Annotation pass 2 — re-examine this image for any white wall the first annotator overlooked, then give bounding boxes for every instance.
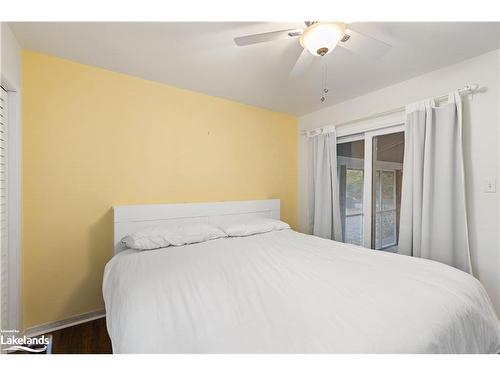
[0,22,22,333]
[298,49,500,315]
[1,23,21,90]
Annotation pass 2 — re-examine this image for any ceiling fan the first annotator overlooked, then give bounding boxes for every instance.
[234,22,392,76]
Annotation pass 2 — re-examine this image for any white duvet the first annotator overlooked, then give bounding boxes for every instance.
[103,230,500,353]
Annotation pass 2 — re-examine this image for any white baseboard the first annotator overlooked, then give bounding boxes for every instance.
[24,309,106,337]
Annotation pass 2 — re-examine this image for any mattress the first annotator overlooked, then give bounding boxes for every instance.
[103,229,500,353]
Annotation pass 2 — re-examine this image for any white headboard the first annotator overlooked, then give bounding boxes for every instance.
[113,199,280,254]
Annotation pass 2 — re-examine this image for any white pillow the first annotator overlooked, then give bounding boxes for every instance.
[122,222,227,250]
[218,218,290,237]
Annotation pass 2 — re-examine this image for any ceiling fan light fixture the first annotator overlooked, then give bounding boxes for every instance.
[300,22,346,56]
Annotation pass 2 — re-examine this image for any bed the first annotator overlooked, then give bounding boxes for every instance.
[103,199,500,353]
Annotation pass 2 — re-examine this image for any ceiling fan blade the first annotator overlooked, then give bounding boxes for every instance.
[338,29,392,59]
[234,28,303,46]
[290,48,316,77]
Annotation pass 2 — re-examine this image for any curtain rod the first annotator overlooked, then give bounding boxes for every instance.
[301,83,480,137]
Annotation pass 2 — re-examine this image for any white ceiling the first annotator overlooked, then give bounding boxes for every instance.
[9,22,500,116]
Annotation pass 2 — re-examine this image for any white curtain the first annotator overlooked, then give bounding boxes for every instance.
[308,131,342,241]
[399,91,472,273]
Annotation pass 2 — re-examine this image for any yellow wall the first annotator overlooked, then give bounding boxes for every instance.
[22,50,297,328]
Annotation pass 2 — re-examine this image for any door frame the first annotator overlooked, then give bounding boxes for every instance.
[0,80,22,334]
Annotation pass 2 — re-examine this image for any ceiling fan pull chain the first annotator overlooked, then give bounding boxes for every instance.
[320,60,329,103]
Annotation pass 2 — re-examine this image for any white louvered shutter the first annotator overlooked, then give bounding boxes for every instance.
[0,86,8,330]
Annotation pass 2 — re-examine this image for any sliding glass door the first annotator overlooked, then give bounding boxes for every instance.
[337,139,364,246]
[337,127,404,252]
[372,132,404,251]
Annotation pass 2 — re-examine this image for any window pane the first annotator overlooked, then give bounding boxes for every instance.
[372,132,404,252]
[345,215,363,246]
[375,212,381,249]
[375,171,381,211]
[380,211,396,248]
[337,140,364,245]
[346,169,363,215]
[381,171,395,210]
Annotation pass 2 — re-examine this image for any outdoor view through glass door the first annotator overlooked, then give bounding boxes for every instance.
[337,140,364,246]
[372,132,404,252]
[337,129,404,252]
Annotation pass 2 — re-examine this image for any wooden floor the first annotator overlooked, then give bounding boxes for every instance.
[47,317,112,354]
